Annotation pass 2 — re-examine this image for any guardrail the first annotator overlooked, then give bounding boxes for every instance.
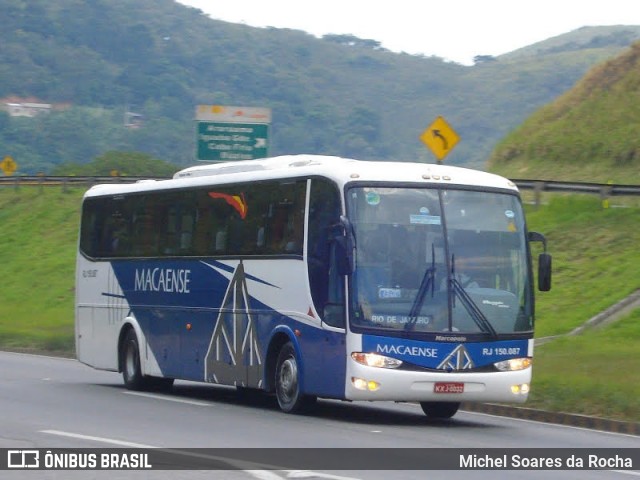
[511,179,640,197]
[0,175,167,186]
[511,179,640,208]
[2,175,640,202]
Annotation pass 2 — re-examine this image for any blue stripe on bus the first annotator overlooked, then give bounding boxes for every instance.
[201,260,279,288]
[107,259,346,398]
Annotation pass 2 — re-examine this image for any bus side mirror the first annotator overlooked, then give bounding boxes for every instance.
[529,231,552,291]
[538,252,552,292]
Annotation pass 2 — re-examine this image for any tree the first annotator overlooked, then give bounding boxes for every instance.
[53,151,177,177]
[473,55,497,65]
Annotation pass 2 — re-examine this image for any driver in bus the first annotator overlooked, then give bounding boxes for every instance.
[441,255,480,290]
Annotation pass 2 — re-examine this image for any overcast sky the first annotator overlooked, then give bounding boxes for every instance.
[176,0,640,65]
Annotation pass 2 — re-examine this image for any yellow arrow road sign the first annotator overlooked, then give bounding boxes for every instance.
[1,155,17,175]
[420,116,460,161]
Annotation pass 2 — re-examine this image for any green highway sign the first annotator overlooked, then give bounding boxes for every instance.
[195,105,271,162]
[197,122,269,161]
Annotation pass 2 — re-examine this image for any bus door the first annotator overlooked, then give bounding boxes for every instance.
[306,178,347,397]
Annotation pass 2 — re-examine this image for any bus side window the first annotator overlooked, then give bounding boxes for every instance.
[130,196,159,257]
[307,178,343,327]
[179,211,194,253]
[282,181,306,254]
[191,205,210,256]
[81,199,106,257]
[108,213,129,256]
[162,204,179,255]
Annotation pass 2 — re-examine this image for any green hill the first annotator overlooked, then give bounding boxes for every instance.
[1,0,639,172]
[1,185,639,421]
[489,41,640,182]
[0,187,81,351]
[501,25,640,60]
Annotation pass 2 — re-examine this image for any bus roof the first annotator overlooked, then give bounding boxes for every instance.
[83,155,518,198]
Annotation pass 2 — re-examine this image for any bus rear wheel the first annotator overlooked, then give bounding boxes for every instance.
[420,401,460,419]
[121,329,173,391]
[275,342,316,413]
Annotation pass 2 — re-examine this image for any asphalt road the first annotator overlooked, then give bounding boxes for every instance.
[1,351,638,480]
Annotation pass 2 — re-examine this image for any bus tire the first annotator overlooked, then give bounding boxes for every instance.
[122,329,145,390]
[120,328,158,390]
[420,401,460,419]
[275,342,316,413]
[121,329,174,391]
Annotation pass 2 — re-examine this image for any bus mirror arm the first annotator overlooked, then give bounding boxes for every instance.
[334,216,355,276]
[528,231,547,252]
[528,231,552,292]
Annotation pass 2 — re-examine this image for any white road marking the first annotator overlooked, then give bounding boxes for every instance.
[123,390,213,406]
[287,471,362,480]
[40,429,154,448]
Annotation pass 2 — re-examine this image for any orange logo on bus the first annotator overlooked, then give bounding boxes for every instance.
[208,192,248,219]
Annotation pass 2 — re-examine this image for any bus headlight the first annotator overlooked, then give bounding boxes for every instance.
[351,352,403,369]
[494,357,532,371]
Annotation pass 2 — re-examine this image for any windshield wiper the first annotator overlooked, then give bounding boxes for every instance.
[405,244,436,330]
[450,255,498,338]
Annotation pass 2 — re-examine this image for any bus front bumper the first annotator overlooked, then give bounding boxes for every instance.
[345,362,532,404]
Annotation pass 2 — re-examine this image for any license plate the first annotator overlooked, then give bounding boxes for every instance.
[434,382,464,394]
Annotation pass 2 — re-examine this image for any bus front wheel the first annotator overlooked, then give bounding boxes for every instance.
[275,342,316,413]
[420,401,460,419]
[121,329,173,391]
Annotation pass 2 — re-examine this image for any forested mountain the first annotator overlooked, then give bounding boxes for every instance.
[1,0,639,173]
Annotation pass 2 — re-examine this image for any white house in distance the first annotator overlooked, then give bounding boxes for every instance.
[1,96,70,117]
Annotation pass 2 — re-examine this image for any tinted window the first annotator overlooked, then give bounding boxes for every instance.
[80,179,307,259]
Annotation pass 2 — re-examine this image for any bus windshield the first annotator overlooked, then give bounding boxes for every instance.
[348,186,533,336]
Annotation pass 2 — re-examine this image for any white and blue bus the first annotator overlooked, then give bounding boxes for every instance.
[75,155,551,418]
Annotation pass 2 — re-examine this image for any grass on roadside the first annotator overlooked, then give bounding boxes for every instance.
[527,309,640,421]
[525,194,640,338]
[0,187,83,353]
